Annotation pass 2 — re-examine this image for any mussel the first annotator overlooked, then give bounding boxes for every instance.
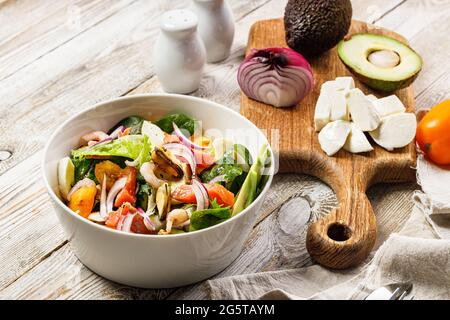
[151,146,184,181]
[156,182,171,219]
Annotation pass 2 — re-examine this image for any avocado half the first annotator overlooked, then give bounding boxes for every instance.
[338,33,423,92]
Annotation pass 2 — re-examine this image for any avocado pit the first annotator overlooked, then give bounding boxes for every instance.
[368,50,400,69]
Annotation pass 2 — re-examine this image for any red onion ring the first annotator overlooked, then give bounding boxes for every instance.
[172,123,207,150]
[137,207,145,215]
[116,214,126,231]
[120,213,136,233]
[209,174,226,184]
[91,137,113,147]
[106,177,127,213]
[67,178,96,201]
[109,126,125,140]
[99,174,108,218]
[192,178,209,210]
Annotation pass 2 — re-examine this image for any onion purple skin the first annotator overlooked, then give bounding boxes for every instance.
[237,47,314,108]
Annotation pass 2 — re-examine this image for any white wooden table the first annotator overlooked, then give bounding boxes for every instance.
[0,0,448,300]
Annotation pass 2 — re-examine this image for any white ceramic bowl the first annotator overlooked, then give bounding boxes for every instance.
[42,94,274,288]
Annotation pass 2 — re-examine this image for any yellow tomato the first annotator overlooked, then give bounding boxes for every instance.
[94,160,123,190]
[68,186,97,218]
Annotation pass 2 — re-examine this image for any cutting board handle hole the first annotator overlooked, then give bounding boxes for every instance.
[327,223,352,242]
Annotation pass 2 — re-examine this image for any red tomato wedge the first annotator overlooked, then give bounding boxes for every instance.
[114,167,137,207]
[172,183,235,208]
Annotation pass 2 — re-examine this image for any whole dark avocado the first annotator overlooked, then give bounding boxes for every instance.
[284,0,352,58]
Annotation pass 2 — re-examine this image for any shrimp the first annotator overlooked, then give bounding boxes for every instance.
[140,162,163,188]
[165,209,189,233]
[81,131,109,146]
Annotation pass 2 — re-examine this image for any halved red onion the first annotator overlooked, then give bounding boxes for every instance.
[106,177,127,213]
[237,47,314,108]
[164,143,196,176]
[67,178,96,201]
[209,174,226,184]
[109,126,125,140]
[172,123,207,150]
[99,174,108,218]
[192,178,209,211]
[121,213,136,233]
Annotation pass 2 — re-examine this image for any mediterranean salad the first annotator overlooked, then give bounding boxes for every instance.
[57,113,270,235]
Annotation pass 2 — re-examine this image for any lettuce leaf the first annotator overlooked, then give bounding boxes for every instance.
[71,135,151,168]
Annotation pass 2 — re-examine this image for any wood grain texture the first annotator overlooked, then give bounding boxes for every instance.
[241,19,417,269]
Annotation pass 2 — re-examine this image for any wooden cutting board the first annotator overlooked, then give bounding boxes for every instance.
[240,19,417,269]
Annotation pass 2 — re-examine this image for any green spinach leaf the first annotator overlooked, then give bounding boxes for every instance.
[155,113,197,135]
[136,183,151,210]
[201,163,243,193]
[189,206,231,231]
[108,116,144,135]
[71,157,99,183]
[201,144,253,194]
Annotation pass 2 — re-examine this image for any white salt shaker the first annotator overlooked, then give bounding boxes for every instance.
[153,9,206,94]
[191,0,235,63]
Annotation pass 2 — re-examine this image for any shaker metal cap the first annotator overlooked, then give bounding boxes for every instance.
[160,9,198,33]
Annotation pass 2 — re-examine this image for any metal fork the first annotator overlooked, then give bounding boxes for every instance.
[365,282,413,300]
[389,283,413,300]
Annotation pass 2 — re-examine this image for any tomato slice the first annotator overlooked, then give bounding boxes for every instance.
[114,167,137,207]
[171,183,235,208]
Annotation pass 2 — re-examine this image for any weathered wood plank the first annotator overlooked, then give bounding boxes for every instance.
[0,0,138,82]
[0,0,185,174]
[0,152,67,290]
[0,0,444,300]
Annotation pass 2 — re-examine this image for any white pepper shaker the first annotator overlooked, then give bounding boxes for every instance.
[191,0,235,63]
[153,9,206,94]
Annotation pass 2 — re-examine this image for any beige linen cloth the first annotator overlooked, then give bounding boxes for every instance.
[207,155,450,300]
